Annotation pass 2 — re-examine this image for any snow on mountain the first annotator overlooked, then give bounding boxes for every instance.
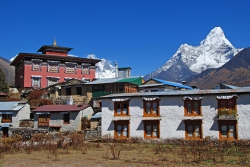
[144,27,242,81]
[87,54,115,78]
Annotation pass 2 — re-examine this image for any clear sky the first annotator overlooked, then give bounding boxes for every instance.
[0,0,249,76]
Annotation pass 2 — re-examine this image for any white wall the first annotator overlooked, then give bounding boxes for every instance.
[102,93,250,140]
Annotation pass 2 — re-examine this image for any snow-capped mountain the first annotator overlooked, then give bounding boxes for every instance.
[144,27,242,82]
[87,54,116,78]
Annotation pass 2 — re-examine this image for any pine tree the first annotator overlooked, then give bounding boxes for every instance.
[0,68,9,94]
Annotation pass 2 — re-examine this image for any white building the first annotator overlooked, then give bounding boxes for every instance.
[0,101,30,137]
[32,104,94,131]
[101,88,250,140]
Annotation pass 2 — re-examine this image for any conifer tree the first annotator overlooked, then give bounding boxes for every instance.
[0,68,9,94]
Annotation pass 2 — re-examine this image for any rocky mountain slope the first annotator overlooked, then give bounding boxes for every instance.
[0,56,15,87]
[144,27,242,82]
[186,47,250,89]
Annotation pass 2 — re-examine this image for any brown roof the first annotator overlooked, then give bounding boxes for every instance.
[32,104,90,112]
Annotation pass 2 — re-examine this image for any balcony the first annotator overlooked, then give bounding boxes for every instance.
[218,108,238,120]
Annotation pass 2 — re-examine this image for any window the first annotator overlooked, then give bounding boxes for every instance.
[76,87,82,95]
[218,98,236,110]
[48,61,59,72]
[63,113,70,124]
[66,87,72,95]
[31,77,41,88]
[105,84,112,93]
[143,99,159,116]
[114,121,129,139]
[184,100,201,115]
[219,121,237,140]
[31,59,42,71]
[32,63,40,71]
[47,77,59,86]
[144,121,159,138]
[185,120,202,140]
[82,64,90,74]
[114,101,129,116]
[38,114,50,126]
[2,114,12,123]
[65,63,76,74]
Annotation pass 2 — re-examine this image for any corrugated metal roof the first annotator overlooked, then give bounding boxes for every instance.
[0,102,25,111]
[33,104,90,112]
[151,78,193,90]
[86,76,143,85]
[101,88,250,98]
[91,112,102,119]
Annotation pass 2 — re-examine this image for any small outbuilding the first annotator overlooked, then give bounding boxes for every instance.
[32,104,94,132]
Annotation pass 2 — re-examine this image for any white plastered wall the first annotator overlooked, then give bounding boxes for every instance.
[102,93,250,140]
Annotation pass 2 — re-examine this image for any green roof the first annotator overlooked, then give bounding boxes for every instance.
[115,77,143,85]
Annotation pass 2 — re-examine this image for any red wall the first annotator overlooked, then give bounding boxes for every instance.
[23,64,96,88]
[45,51,68,56]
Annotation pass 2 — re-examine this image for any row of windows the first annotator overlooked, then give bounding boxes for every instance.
[114,98,237,116]
[32,63,90,74]
[114,120,237,140]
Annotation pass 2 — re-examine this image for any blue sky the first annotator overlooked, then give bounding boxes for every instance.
[0,0,249,76]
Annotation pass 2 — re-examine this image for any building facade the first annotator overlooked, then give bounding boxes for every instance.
[32,104,94,132]
[10,40,101,89]
[101,88,250,140]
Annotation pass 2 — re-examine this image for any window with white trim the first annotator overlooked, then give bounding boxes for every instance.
[82,64,90,74]
[32,77,41,88]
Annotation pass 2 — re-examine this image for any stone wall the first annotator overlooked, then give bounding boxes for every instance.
[84,126,101,140]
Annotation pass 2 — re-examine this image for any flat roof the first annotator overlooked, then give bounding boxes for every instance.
[32,104,90,112]
[10,53,101,66]
[101,88,250,99]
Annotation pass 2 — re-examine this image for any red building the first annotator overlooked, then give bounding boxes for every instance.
[10,40,101,89]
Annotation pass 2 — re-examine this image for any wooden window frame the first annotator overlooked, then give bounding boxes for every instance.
[114,101,129,116]
[65,65,75,74]
[66,87,72,96]
[184,99,201,116]
[2,114,12,123]
[114,121,129,139]
[185,120,202,140]
[217,98,236,110]
[144,120,160,139]
[63,113,70,124]
[218,120,237,140]
[76,87,82,95]
[48,63,59,73]
[38,114,50,127]
[32,77,41,88]
[82,65,90,74]
[143,100,159,117]
[32,62,41,71]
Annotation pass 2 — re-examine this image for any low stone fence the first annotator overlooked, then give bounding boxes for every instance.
[9,127,48,140]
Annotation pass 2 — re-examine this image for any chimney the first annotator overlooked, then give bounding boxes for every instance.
[182,81,186,85]
[115,61,118,78]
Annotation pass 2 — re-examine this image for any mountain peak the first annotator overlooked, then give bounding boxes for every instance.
[208,27,225,38]
[200,27,232,47]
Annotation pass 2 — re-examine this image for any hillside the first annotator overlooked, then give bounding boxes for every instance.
[186,47,250,89]
[0,56,15,87]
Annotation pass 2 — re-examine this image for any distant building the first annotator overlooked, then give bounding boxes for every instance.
[139,78,193,92]
[10,40,101,90]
